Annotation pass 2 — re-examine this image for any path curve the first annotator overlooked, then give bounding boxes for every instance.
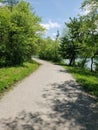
[0,58,98,130]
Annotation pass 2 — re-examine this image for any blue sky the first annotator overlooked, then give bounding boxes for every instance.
[27,0,83,39]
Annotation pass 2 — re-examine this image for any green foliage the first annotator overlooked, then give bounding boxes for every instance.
[0,60,39,95]
[39,37,61,62]
[81,0,98,16]
[65,66,98,97]
[60,10,98,71]
[0,0,44,66]
[0,7,11,66]
[80,14,98,71]
[0,0,19,11]
[80,0,98,71]
[60,0,98,72]
[60,17,83,66]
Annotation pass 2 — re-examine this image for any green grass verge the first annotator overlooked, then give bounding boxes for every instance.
[65,66,98,97]
[0,60,40,96]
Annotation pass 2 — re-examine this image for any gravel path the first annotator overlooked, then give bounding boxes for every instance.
[0,58,98,130]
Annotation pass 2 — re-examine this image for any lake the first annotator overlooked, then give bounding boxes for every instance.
[64,58,98,70]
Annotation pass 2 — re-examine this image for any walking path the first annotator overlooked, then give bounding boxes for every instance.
[0,58,98,130]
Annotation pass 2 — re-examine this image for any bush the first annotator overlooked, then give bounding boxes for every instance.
[39,37,61,62]
[0,1,44,67]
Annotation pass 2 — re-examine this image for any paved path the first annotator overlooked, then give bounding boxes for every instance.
[0,58,98,130]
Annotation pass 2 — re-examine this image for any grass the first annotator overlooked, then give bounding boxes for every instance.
[0,60,40,96]
[64,66,98,97]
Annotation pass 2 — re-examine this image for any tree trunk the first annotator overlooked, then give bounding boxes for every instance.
[81,56,87,68]
[69,58,73,66]
[69,54,75,66]
[91,57,94,72]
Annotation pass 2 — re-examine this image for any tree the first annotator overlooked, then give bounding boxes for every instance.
[80,0,98,71]
[81,0,98,15]
[0,7,11,66]
[56,30,60,41]
[81,15,98,71]
[60,0,98,71]
[0,0,44,66]
[60,17,83,66]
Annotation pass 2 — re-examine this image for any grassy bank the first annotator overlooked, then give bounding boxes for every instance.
[65,66,98,97]
[0,60,39,96]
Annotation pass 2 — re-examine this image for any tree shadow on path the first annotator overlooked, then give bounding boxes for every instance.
[0,80,98,130]
[50,80,98,130]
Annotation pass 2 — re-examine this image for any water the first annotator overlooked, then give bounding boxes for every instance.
[64,58,97,70]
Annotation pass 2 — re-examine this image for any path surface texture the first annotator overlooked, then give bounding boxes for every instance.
[0,58,98,130]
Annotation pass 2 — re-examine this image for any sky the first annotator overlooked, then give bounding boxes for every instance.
[27,0,84,39]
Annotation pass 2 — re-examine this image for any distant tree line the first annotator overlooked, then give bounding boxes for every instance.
[39,36,61,62]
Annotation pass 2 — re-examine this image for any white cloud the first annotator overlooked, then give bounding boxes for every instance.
[52,32,57,36]
[0,2,3,6]
[51,33,57,40]
[40,20,61,30]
